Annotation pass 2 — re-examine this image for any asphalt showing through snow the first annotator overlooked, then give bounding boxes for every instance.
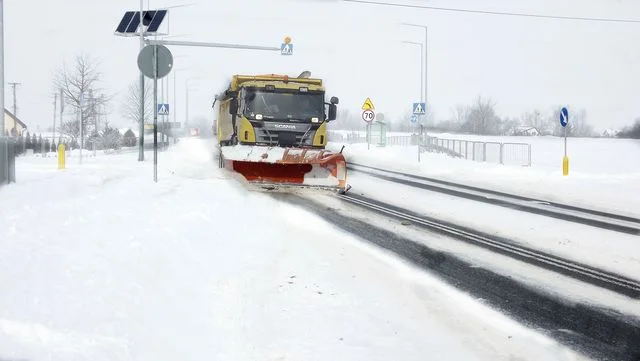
[277,193,640,361]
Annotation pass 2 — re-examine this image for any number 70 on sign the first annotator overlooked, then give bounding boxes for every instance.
[362,109,376,123]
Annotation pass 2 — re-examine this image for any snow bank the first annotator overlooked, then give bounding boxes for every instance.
[0,140,584,360]
[330,137,640,216]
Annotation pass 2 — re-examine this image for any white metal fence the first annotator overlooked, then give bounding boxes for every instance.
[423,136,531,166]
[327,131,532,167]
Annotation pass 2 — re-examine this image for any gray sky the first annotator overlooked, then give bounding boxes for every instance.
[4,0,640,132]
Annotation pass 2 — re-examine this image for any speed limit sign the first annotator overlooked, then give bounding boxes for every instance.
[362,109,375,123]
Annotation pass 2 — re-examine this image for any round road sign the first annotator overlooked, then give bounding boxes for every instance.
[137,45,174,79]
[362,109,375,123]
[560,107,569,127]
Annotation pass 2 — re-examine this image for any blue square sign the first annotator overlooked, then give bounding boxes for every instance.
[157,103,169,115]
[281,43,293,56]
[413,102,426,115]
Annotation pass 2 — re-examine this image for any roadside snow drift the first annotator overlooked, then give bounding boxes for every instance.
[0,139,584,361]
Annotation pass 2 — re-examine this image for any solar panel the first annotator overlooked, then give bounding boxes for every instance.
[115,10,168,35]
[115,11,135,33]
[142,11,156,26]
[147,10,167,32]
[125,13,141,33]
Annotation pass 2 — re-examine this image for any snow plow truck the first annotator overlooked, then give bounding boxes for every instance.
[214,72,349,193]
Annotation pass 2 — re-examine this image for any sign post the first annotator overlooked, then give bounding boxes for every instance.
[413,102,426,161]
[138,44,174,182]
[361,97,375,150]
[560,107,569,176]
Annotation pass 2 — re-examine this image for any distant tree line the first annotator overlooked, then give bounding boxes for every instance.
[331,95,596,137]
[430,96,593,137]
[617,118,640,139]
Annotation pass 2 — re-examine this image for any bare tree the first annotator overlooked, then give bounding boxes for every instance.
[463,96,499,135]
[451,104,468,125]
[500,116,521,135]
[54,53,109,147]
[568,109,592,137]
[549,107,592,137]
[121,79,153,126]
[522,109,548,134]
[60,120,81,141]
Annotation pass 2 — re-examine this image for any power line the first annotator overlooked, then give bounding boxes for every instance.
[342,0,640,24]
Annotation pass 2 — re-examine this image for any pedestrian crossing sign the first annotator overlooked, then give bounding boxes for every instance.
[413,102,426,115]
[157,103,169,115]
[281,43,293,55]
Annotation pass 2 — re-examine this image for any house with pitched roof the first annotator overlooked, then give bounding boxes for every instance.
[3,109,27,136]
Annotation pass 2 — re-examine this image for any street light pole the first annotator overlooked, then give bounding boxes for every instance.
[185,79,189,130]
[401,23,428,104]
[401,41,424,103]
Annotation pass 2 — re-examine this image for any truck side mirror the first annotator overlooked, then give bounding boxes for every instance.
[328,104,337,121]
[229,99,238,115]
[330,96,339,105]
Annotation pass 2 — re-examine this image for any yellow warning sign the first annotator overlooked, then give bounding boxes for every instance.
[361,97,375,110]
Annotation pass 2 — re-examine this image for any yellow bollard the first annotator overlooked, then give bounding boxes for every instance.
[58,144,66,169]
[562,156,569,176]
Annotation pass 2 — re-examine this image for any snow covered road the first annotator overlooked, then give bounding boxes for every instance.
[345,172,640,281]
[0,139,585,361]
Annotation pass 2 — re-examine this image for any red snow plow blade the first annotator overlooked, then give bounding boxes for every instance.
[220,146,348,193]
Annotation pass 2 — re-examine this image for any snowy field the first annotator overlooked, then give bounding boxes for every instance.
[0,139,586,361]
[328,132,640,216]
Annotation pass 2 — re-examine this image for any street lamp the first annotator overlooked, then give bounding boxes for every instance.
[401,41,424,103]
[401,23,428,104]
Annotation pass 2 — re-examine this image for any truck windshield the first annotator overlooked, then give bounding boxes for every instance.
[243,90,324,121]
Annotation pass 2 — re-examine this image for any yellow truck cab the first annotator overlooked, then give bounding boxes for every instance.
[214,73,339,149]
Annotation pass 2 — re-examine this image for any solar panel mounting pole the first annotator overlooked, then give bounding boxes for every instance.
[138,0,145,162]
[153,45,158,182]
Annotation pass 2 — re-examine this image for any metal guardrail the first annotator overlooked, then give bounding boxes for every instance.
[422,136,531,166]
[327,131,531,167]
[0,137,17,185]
[327,131,367,144]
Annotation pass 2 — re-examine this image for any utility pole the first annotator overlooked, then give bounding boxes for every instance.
[8,82,20,116]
